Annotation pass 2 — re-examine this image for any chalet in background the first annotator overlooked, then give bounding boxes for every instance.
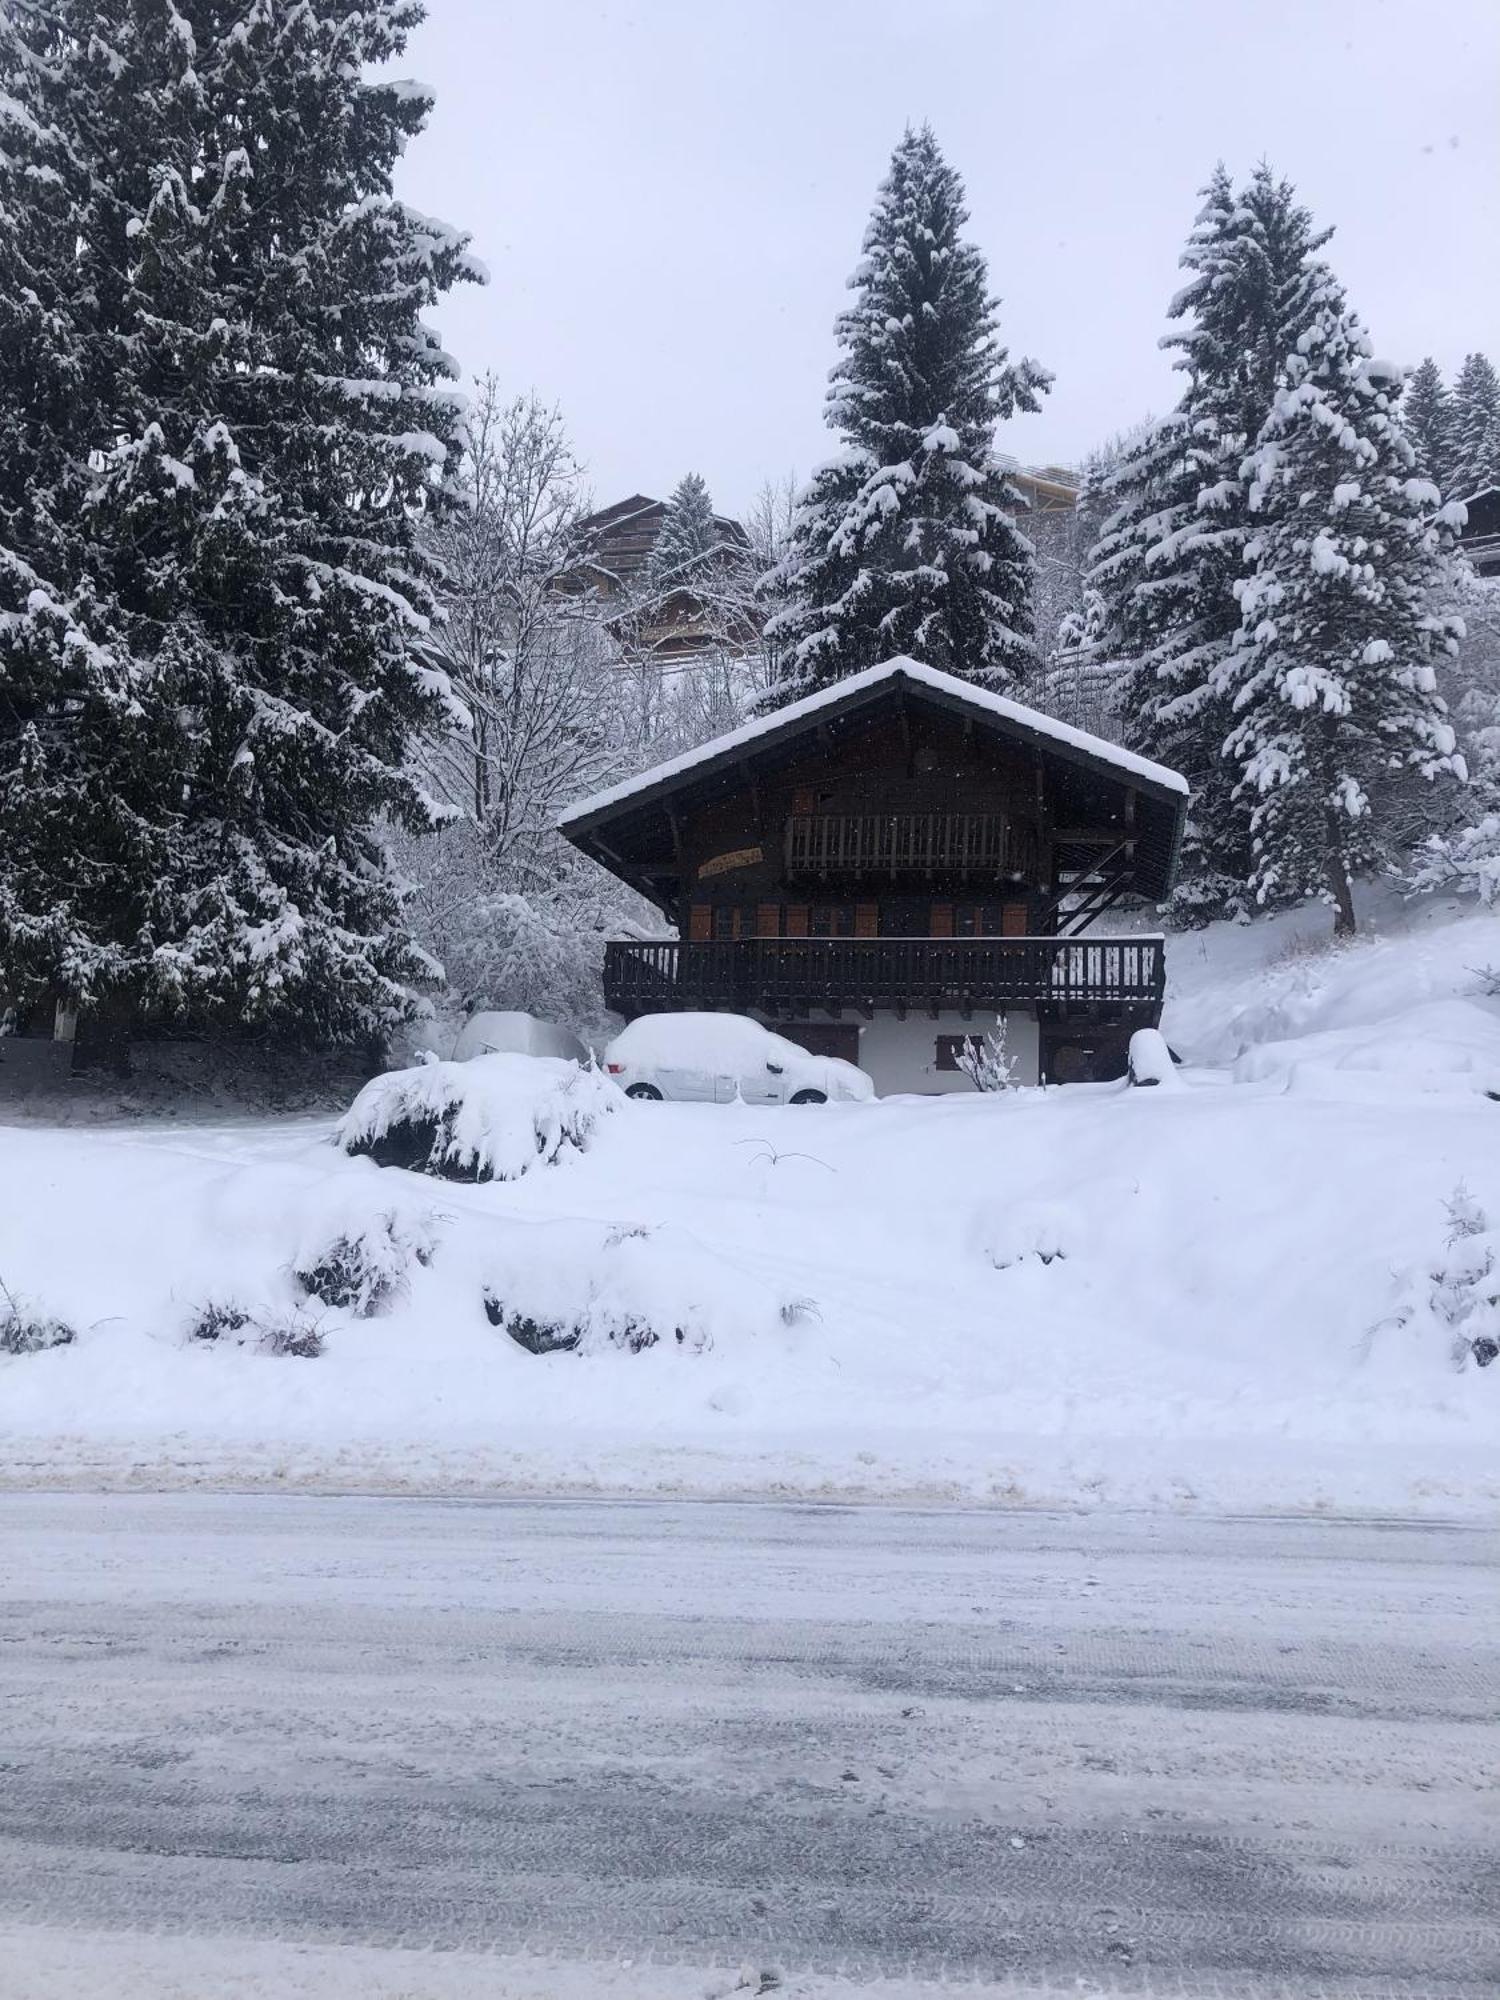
[1459,485,1500,577]
[560,658,1187,1091]
[563,493,756,662]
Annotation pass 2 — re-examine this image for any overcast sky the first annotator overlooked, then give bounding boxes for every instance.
[386,0,1499,517]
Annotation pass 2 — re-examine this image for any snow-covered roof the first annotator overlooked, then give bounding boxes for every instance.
[559,656,1187,831]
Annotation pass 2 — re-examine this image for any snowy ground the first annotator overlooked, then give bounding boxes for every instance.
[1,890,1499,1514]
[2,1493,1497,1998]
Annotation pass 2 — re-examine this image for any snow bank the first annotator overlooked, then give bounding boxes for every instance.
[2,891,1498,1515]
[335,1052,618,1182]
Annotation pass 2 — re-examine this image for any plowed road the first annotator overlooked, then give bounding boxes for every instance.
[1,1493,1497,1998]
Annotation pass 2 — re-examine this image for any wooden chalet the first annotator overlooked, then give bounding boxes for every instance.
[1459,485,1500,578]
[560,658,1188,1090]
[563,494,757,661]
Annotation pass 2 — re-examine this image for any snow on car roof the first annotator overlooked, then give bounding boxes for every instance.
[609,1012,808,1063]
[559,656,1187,829]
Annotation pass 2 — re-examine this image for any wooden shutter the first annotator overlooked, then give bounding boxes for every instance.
[688,904,712,942]
[756,903,780,938]
[791,786,815,815]
[1001,901,1028,937]
[785,904,809,937]
[854,902,879,938]
[929,903,954,938]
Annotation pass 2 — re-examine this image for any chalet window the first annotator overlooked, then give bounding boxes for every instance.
[809,904,853,936]
[955,901,1030,936]
[935,1034,984,1073]
[712,906,740,942]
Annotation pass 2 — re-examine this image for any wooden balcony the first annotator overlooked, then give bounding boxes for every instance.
[784,812,1037,881]
[605,935,1166,1020]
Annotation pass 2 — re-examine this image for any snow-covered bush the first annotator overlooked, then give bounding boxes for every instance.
[1128,1028,1181,1088]
[971,1201,1071,1271]
[185,1299,324,1359]
[1379,1186,1500,1371]
[336,1053,619,1183]
[956,1022,1018,1093]
[258,1311,326,1361]
[187,1301,252,1344]
[480,1218,794,1357]
[0,1284,76,1355]
[294,1210,438,1317]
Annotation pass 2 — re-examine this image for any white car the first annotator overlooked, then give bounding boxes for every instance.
[603,1012,874,1105]
[452,1010,587,1065]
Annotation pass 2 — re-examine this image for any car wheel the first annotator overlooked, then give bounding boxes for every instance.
[625,1082,663,1100]
[789,1088,827,1105]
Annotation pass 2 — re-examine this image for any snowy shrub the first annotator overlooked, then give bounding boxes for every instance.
[480,1217,789,1357]
[1128,1028,1181,1089]
[956,1021,1018,1093]
[185,1300,324,1359]
[482,1292,672,1356]
[294,1209,437,1318]
[1380,1186,1500,1372]
[336,1052,618,1183]
[970,1202,1071,1271]
[257,1311,326,1361]
[187,1301,252,1344]
[0,1283,76,1356]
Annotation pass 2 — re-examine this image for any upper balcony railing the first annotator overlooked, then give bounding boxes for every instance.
[783,812,1038,882]
[604,935,1165,1019]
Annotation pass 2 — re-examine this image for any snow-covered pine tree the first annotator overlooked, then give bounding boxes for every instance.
[1449,352,1500,500]
[1218,281,1466,933]
[1087,164,1334,920]
[645,473,722,591]
[763,125,1050,702]
[0,10,190,1054]
[0,1,480,1052]
[1402,357,1455,491]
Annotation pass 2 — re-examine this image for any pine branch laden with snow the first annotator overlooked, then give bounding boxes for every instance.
[0,0,481,1044]
[762,124,1051,706]
[336,1051,620,1183]
[1216,282,1466,932]
[1085,165,1336,918]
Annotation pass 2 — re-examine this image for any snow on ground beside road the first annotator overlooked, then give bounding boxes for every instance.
[1,889,1498,1514]
[0,1929,1068,2000]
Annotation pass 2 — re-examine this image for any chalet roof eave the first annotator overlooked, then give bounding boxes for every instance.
[558,657,1187,842]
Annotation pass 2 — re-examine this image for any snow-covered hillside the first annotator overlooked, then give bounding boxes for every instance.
[2,891,1498,1516]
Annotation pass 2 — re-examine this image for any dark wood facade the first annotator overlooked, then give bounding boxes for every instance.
[560,663,1187,1082]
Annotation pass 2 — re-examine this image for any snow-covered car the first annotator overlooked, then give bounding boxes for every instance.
[451,1009,586,1065]
[603,1012,874,1104]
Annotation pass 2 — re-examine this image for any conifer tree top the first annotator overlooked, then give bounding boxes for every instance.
[827,122,1047,455]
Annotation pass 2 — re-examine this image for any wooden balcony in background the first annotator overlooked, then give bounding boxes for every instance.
[783,812,1038,881]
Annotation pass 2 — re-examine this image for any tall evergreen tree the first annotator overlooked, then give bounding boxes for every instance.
[645,473,722,591]
[1450,352,1500,499]
[1217,283,1465,933]
[764,125,1049,701]
[1402,357,1455,490]
[0,1,480,1049]
[1087,164,1333,918]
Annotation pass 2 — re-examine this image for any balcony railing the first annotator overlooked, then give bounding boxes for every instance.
[784,812,1037,881]
[605,936,1165,1018]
